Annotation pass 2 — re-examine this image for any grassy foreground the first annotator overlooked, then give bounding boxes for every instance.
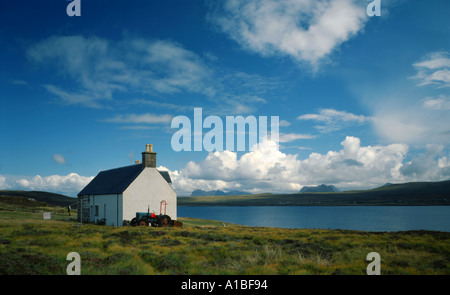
[0,196,449,275]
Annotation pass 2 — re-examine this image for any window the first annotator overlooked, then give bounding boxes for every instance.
[95,205,99,217]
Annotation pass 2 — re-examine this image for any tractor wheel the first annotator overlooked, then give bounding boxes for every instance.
[130,218,137,226]
[159,215,171,227]
[138,219,149,227]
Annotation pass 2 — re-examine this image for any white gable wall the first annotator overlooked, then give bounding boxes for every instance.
[122,168,177,222]
[88,194,123,226]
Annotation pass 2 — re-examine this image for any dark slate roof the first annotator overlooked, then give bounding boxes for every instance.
[78,164,172,196]
[158,171,172,184]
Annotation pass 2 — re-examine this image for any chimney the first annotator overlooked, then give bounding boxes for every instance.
[142,144,157,168]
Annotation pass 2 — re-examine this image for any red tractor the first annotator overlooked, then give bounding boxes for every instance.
[130,200,172,227]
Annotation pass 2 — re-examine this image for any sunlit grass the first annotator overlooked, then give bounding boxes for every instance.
[1,197,449,275]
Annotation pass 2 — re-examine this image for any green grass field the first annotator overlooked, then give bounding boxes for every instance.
[0,195,449,275]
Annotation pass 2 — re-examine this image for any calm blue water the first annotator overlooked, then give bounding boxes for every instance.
[178,206,450,232]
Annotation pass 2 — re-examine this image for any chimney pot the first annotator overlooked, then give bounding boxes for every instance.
[142,144,157,168]
[135,160,141,164]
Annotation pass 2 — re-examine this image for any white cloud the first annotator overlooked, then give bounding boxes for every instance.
[299,136,409,187]
[298,108,368,122]
[362,51,450,145]
[279,132,316,142]
[279,120,291,127]
[371,94,450,145]
[411,51,450,88]
[209,0,368,68]
[11,80,29,86]
[52,154,67,165]
[130,99,194,113]
[0,175,11,189]
[399,144,450,179]
[27,35,280,115]
[437,156,450,176]
[413,52,450,69]
[27,36,214,108]
[297,108,369,133]
[167,139,302,195]
[104,113,173,124]
[132,39,216,96]
[14,173,94,196]
[43,84,106,109]
[422,95,450,110]
[159,136,450,195]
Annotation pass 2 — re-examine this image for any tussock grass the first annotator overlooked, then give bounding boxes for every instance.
[1,197,449,275]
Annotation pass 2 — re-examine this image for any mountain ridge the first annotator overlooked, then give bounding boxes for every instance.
[0,190,77,208]
[300,184,340,193]
[190,189,252,197]
[179,180,450,206]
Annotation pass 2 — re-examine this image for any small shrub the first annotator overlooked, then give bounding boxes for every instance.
[104,253,133,265]
[106,230,143,244]
[0,249,62,275]
[140,252,187,274]
[431,259,447,269]
[177,230,191,237]
[159,237,182,247]
[149,230,166,237]
[0,238,11,245]
[95,218,106,225]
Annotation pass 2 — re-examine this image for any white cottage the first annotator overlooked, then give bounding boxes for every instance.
[77,144,177,226]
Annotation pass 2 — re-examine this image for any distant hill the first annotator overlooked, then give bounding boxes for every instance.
[0,190,77,208]
[190,189,252,197]
[179,180,450,206]
[300,184,340,193]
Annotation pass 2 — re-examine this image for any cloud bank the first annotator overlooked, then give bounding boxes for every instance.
[27,35,282,115]
[11,173,94,197]
[411,51,450,88]
[298,108,370,133]
[27,36,214,108]
[162,136,450,195]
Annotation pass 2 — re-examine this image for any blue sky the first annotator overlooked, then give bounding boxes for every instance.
[1,0,449,197]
